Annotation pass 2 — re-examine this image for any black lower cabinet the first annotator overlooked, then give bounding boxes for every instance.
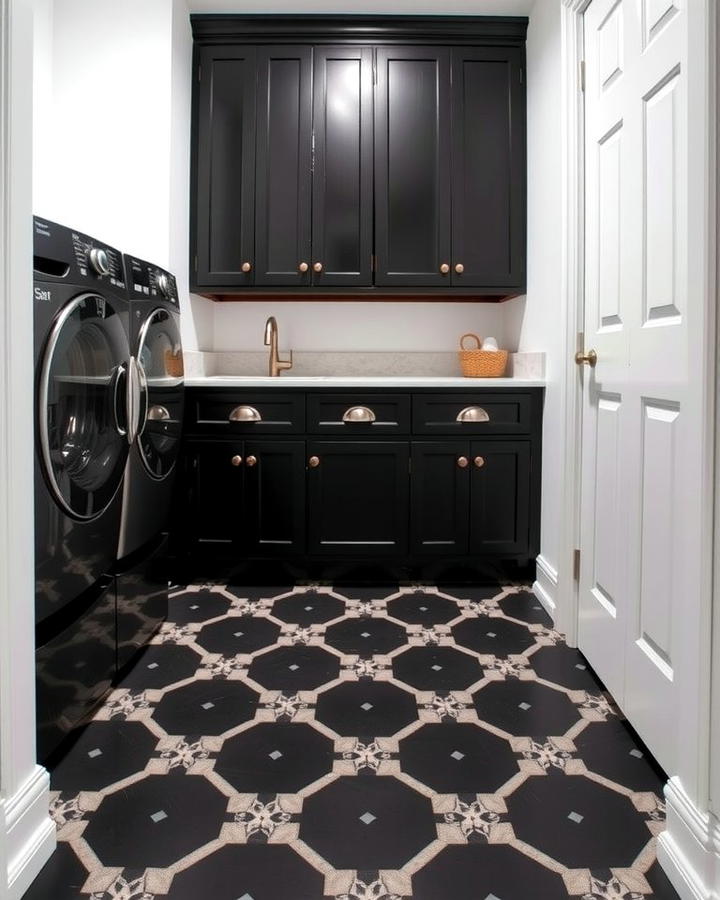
[307,441,409,555]
[244,440,306,554]
[470,441,531,555]
[190,441,244,549]
[410,441,470,555]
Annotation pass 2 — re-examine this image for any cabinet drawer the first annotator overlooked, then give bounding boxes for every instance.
[412,393,532,435]
[307,394,411,434]
[187,391,305,434]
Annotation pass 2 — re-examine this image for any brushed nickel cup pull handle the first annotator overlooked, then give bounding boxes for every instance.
[342,406,377,424]
[229,405,262,423]
[308,456,320,468]
[457,456,469,468]
[456,406,490,423]
[245,455,257,467]
[474,455,485,468]
[231,455,243,467]
[147,405,170,421]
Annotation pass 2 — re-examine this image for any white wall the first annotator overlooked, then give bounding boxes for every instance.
[513,0,563,581]
[32,0,214,352]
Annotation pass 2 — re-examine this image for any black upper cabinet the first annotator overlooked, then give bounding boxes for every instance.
[312,47,373,286]
[190,16,528,297]
[374,47,452,287]
[451,48,526,288]
[194,45,256,286]
[254,47,313,286]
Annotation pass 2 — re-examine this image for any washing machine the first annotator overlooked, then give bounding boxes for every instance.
[115,254,184,671]
[33,217,135,761]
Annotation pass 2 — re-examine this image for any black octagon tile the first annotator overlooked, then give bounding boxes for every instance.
[51,720,156,792]
[411,844,567,900]
[215,723,333,793]
[452,617,536,656]
[271,590,345,625]
[168,590,231,624]
[644,861,682,899]
[300,775,435,870]
[83,774,227,868]
[530,645,604,692]
[393,647,483,691]
[399,723,518,793]
[331,583,398,601]
[498,589,554,626]
[436,584,502,602]
[225,582,295,601]
[574,719,666,794]
[473,680,581,737]
[166,844,324,900]
[505,775,652,869]
[21,843,87,900]
[249,646,340,692]
[387,591,460,625]
[118,645,200,691]
[196,616,281,656]
[324,617,407,656]
[315,681,418,738]
[153,679,258,736]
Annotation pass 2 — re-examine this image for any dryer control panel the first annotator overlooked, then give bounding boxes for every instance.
[124,255,179,306]
[33,217,126,290]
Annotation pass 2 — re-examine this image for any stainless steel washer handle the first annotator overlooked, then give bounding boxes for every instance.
[136,358,149,438]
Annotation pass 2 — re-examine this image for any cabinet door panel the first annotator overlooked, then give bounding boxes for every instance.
[451,48,526,288]
[244,441,306,555]
[190,441,244,548]
[470,441,530,555]
[374,47,452,286]
[411,442,470,555]
[312,47,373,286]
[255,47,313,285]
[307,442,409,555]
[194,46,256,287]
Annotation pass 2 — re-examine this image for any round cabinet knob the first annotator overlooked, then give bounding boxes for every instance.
[156,272,170,297]
[575,349,598,367]
[241,262,252,273]
[231,455,243,467]
[455,263,464,274]
[313,262,323,273]
[88,247,110,276]
[245,455,257,467]
[298,262,309,273]
[308,456,320,468]
[440,263,450,274]
[457,456,469,468]
[474,456,485,468]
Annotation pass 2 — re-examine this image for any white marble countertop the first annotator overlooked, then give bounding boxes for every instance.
[184,375,545,388]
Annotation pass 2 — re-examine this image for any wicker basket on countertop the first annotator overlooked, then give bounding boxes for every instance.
[458,333,508,378]
[164,349,184,378]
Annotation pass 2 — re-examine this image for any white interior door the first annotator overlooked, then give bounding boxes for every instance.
[579,0,691,777]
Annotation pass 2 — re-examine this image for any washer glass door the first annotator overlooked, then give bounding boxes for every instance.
[39,292,130,520]
[137,307,183,480]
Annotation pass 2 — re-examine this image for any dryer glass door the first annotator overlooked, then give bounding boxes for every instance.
[39,292,130,520]
[137,307,183,480]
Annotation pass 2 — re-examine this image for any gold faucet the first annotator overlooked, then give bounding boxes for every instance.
[264,316,293,377]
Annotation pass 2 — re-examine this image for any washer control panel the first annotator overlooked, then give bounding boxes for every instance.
[33,217,126,289]
[124,255,178,306]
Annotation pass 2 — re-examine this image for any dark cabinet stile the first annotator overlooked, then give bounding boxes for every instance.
[190,16,528,298]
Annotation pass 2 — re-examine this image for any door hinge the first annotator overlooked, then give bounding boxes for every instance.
[579,60,585,93]
[573,548,581,581]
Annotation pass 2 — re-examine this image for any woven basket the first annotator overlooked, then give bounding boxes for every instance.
[458,333,508,378]
[164,349,184,378]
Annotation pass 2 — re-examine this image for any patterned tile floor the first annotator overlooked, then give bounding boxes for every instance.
[25,580,680,899]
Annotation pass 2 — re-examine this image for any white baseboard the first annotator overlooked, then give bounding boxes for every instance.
[533,553,558,624]
[2,764,55,899]
[657,777,720,900]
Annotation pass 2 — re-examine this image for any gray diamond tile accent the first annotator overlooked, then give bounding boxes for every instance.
[487,632,497,638]
[359,812,377,825]
[568,811,584,824]
[289,664,300,671]
[629,748,644,758]
[361,632,371,638]
[485,894,502,900]
[201,702,215,710]
[305,606,314,611]
[238,894,254,900]
[518,702,532,711]
[269,750,283,761]
[150,810,168,823]
[147,662,159,669]
[87,748,102,759]
[233,631,244,637]
[450,750,465,761]
[419,606,428,612]
[190,605,199,610]
[575,663,587,670]
[361,702,373,711]
[431,665,443,671]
